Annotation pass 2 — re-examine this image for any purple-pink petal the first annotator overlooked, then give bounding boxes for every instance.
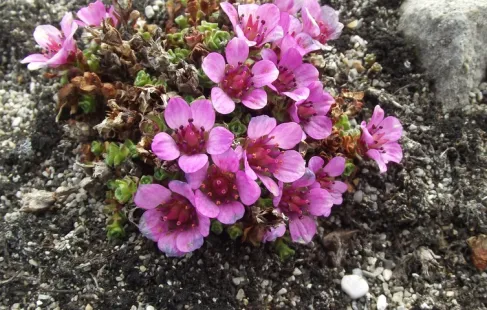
[202,53,226,83]
[289,215,316,243]
[211,87,236,114]
[273,181,284,207]
[282,87,310,102]
[294,63,319,87]
[164,97,191,130]
[225,37,249,67]
[308,156,324,173]
[306,188,332,216]
[195,190,220,218]
[279,48,302,70]
[366,149,387,173]
[251,60,279,88]
[241,89,267,110]
[186,162,209,190]
[262,223,286,242]
[152,132,180,161]
[274,150,306,183]
[381,142,403,164]
[303,115,332,140]
[176,228,204,253]
[178,153,209,174]
[139,209,166,241]
[301,8,320,37]
[323,157,346,177]
[158,232,185,257]
[134,184,172,210]
[220,2,239,27]
[258,173,280,197]
[190,99,215,130]
[269,122,303,149]
[217,201,245,224]
[261,48,278,65]
[212,147,239,172]
[168,181,196,205]
[247,115,276,139]
[236,171,261,205]
[197,212,211,237]
[206,127,234,155]
[292,168,316,188]
[367,105,385,131]
[243,152,258,180]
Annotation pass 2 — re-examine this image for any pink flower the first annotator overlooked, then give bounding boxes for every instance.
[21,13,78,70]
[273,169,332,243]
[220,2,283,47]
[243,115,305,196]
[360,105,403,173]
[261,47,319,101]
[76,0,119,27]
[134,181,210,257]
[186,148,261,224]
[289,81,333,140]
[274,0,303,15]
[202,38,279,114]
[309,156,347,205]
[277,12,321,55]
[151,97,234,173]
[301,0,344,47]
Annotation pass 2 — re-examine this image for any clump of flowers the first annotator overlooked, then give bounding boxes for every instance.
[22,0,403,258]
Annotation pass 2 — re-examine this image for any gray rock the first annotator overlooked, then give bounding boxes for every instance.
[399,0,487,111]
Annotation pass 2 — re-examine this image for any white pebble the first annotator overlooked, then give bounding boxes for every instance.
[293,268,302,276]
[383,269,392,281]
[145,6,155,19]
[12,117,22,127]
[276,288,287,296]
[341,275,369,299]
[377,294,388,310]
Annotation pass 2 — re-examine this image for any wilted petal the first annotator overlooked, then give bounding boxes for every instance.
[241,89,267,110]
[176,228,204,253]
[179,154,209,174]
[206,127,234,155]
[158,232,185,257]
[211,87,236,114]
[134,184,172,210]
[195,190,220,218]
[251,60,279,87]
[308,156,324,173]
[152,132,180,161]
[247,115,276,139]
[164,97,191,130]
[217,201,245,224]
[225,37,249,67]
[236,171,261,205]
[289,215,316,243]
[191,99,215,130]
[202,53,226,83]
[269,122,303,149]
[274,150,305,182]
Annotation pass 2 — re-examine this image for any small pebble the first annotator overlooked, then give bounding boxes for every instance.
[341,275,369,299]
[377,294,388,310]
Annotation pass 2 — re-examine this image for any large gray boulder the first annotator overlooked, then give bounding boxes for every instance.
[399,0,487,111]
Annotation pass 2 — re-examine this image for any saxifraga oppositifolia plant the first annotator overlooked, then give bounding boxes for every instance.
[22,0,403,258]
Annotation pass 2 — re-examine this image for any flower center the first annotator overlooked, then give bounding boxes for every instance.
[172,118,207,155]
[160,193,198,231]
[273,65,297,93]
[316,170,334,189]
[200,165,239,204]
[240,14,267,45]
[278,185,310,218]
[369,124,388,149]
[297,102,318,121]
[221,64,253,99]
[245,136,283,175]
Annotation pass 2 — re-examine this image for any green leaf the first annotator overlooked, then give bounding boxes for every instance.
[211,220,224,235]
[91,141,103,156]
[79,94,96,114]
